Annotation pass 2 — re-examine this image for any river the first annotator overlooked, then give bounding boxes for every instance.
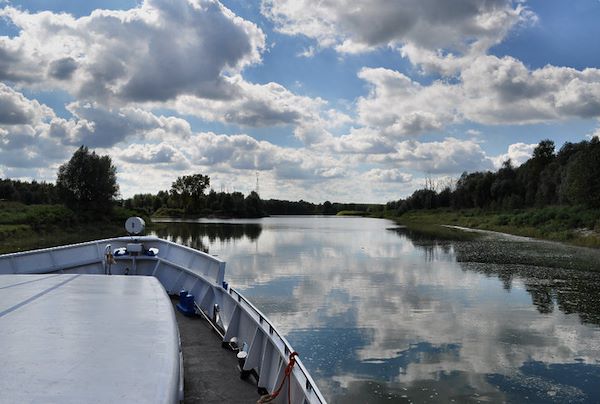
[151,216,600,403]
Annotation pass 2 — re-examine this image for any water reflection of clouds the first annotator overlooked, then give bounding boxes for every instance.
[159,217,600,402]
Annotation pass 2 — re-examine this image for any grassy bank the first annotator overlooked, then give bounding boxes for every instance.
[391,221,481,241]
[152,207,267,219]
[390,206,600,248]
[0,202,144,254]
[336,210,368,217]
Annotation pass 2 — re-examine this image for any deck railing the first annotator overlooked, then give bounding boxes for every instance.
[0,236,327,404]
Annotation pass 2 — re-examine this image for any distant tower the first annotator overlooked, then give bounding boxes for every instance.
[255,171,260,195]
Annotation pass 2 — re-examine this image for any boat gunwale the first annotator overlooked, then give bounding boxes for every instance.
[0,236,327,404]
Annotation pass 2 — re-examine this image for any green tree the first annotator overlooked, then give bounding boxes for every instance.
[491,159,520,208]
[519,139,555,205]
[562,138,600,207]
[244,191,264,217]
[322,200,334,215]
[56,146,119,213]
[170,174,210,212]
[221,193,233,213]
[453,171,494,208]
[231,191,246,217]
[532,139,555,164]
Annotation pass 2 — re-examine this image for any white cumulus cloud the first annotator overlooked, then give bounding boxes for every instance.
[262,0,534,54]
[491,142,536,168]
[0,0,265,103]
[356,57,600,137]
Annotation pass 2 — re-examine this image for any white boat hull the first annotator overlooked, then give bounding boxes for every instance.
[0,236,326,404]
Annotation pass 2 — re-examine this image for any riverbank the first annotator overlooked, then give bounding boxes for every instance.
[4,203,600,253]
[153,207,267,220]
[0,202,144,253]
[387,206,600,248]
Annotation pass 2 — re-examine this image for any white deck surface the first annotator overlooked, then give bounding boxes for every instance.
[0,274,180,404]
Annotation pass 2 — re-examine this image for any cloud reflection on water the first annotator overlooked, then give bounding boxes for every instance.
[154,217,600,403]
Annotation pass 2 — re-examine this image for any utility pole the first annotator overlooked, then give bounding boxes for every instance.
[255,171,260,195]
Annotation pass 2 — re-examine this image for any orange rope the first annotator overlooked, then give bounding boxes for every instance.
[257,352,299,403]
[106,252,115,265]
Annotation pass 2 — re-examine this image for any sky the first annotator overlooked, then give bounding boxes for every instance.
[0,0,599,203]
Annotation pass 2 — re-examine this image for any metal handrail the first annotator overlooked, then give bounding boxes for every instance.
[227,287,325,403]
[0,236,326,403]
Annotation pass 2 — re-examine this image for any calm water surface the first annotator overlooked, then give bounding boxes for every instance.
[152,216,600,403]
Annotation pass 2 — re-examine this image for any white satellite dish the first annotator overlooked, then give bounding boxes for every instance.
[125,217,145,235]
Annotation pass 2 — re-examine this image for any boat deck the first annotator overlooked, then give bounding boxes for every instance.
[0,235,326,404]
[0,274,181,403]
[172,297,260,403]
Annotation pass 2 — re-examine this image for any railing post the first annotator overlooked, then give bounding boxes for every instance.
[216,261,226,286]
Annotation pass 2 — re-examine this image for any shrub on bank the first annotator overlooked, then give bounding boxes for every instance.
[336,210,367,216]
[394,205,600,248]
[153,207,185,218]
[0,224,31,240]
[0,202,75,228]
[0,202,148,231]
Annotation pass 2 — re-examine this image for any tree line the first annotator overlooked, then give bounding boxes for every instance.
[0,145,378,218]
[386,137,600,214]
[125,177,380,217]
[1,145,118,214]
[0,179,59,205]
[125,185,267,218]
[4,138,598,220]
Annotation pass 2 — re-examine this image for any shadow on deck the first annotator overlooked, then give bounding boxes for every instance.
[171,297,260,403]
